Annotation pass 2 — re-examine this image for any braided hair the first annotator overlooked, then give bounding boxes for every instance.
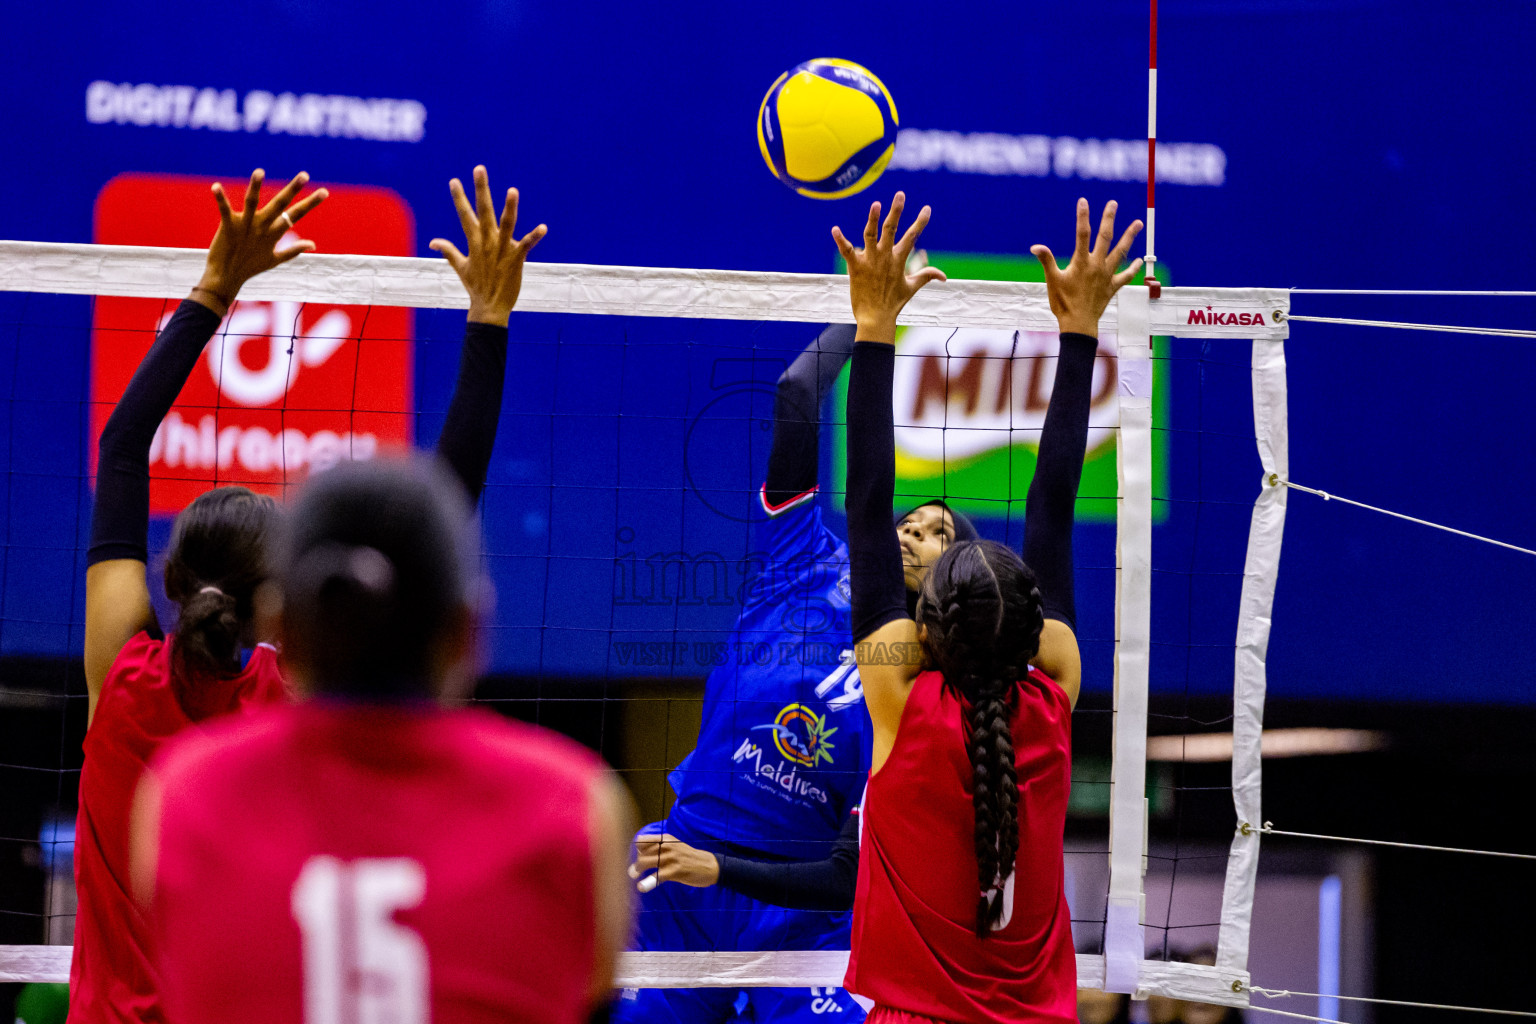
[917,540,1045,936]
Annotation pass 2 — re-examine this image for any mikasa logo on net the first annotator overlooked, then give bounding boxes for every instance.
[1186,306,1268,327]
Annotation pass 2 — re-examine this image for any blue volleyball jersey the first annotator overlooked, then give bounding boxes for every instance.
[666,489,870,859]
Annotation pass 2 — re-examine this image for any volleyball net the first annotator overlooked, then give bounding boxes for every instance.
[0,239,1289,1010]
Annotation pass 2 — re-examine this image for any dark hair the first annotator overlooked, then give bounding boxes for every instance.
[898,500,980,544]
[163,486,279,683]
[277,456,477,699]
[916,539,1045,936]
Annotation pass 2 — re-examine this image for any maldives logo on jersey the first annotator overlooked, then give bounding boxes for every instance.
[91,173,414,512]
[752,703,838,768]
[730,661,863,806]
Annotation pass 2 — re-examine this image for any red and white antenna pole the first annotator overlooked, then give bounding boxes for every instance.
[1146,0,1161,299]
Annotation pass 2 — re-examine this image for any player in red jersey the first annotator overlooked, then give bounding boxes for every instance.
[833,193,1143,1024]
[71,169,326,1024]
[74,164,553,1024]
[132,455,636,1024]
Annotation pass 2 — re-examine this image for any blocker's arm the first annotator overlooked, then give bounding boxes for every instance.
[1019,330,1097,633]
[1022,198,1146,706]
[87,300,223,695]
[762,323,856,513]
[89,301,224,571]
[833,193,948,772]
[434,322,510,506]
[85,169,325,723]
[428,165,547,507]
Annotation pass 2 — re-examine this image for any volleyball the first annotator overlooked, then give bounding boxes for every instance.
[757,58,898,200]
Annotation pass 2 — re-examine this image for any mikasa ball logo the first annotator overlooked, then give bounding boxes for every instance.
[91,173,415,513]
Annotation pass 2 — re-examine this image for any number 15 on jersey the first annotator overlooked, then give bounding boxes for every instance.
[292,856,430,1024]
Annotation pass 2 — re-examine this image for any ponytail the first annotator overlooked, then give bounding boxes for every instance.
[163,487,278,686]
[171,585,243,679]
[918,540,1044,936]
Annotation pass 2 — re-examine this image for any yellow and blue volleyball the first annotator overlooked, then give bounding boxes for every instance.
[757,59,898,200]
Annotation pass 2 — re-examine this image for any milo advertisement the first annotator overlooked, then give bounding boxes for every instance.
[833,251,1168,522]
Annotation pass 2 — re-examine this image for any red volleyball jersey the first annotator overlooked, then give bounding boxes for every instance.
[846,667,1076,1024]
[147,700,605,1024]
[71,632,287,1024]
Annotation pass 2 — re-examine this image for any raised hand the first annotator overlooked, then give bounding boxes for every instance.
[430,166,548,327]
[1030,198,1144,339]
[832,191,947,344]
[628,833,720,893]
[195,169,327,315]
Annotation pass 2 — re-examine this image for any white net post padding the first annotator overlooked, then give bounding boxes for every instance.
[1216,333,1290,976]
[0,239,1291,1000]
[1103,287,1153,994]
[0,944,69,985]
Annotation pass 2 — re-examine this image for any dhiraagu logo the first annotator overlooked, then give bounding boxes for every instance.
[832,250,1169,523]
[754,703,838,768]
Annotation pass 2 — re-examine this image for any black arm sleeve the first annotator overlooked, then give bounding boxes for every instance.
[88,299,223,567]
[1020,332,1098,630]
[715,810,859,911]
[763,323,857,509]
[846,342,910,641]
[434,321,509,507]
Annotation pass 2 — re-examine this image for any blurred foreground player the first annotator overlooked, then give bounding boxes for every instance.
[837,194,1141,1024]
[130,167,634,1024]
[71,169,324,1024]
[133,454,636,1024]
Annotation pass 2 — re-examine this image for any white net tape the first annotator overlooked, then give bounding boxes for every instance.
[0,241,1289,1002]
[0,240,1288,335]
[1,945,1250,1004]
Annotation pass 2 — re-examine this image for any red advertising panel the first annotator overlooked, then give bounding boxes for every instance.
[92,173,414,512]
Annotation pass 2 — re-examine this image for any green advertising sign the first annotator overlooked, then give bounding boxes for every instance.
[831,251,1169,523]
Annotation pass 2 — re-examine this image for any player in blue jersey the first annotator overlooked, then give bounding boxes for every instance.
[618,320,986,1023]
[615,324,877,1024]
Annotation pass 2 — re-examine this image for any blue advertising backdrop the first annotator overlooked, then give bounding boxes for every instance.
[1,0,1532,701]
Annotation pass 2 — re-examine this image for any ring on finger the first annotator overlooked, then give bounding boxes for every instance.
[278,211,294,230]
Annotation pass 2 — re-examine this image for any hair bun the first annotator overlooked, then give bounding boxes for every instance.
[344,546,395,597]
[176,585,241,675]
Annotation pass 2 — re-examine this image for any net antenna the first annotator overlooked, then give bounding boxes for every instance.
[1145,0,1161,299]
